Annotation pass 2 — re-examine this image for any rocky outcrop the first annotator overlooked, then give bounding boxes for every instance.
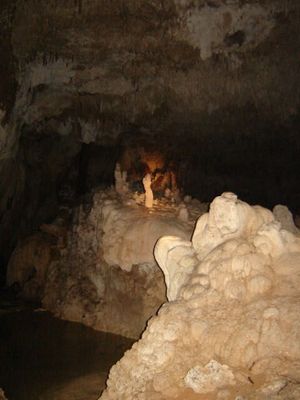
[273,204,300,236]
[7,187,207,338]
[42,189,206,338]
[100,193,300,399]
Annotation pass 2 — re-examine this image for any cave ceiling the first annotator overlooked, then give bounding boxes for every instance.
[1,0,300,149]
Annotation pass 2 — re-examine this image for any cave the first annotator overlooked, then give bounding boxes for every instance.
[0,1,300,400]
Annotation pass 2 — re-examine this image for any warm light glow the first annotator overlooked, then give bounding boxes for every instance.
[140,150,165,173]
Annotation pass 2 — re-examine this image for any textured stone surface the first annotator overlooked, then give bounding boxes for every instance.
[7,187,207,338]
[43,189,205,338]
[273,204,300,235]
[1,0,300,272]
[42,189,203,338]
[175,0,275,60]
[6,0,298,147]
[100,193,300,399]
[184,360,236,394]
[6,232,54,299]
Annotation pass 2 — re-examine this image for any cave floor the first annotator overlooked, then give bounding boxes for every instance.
[0,300,133,400]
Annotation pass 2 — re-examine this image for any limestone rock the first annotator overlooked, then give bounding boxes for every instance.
[98,192,191,272]
[100,193,300,399]
[175,1,276,60]
[9,187,206,338]
[154,236,196,301]
[273,204,300,235]
[184,360,236,394]
[192,192,274,260]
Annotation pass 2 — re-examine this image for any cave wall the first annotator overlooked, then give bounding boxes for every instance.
[1,0,300,280]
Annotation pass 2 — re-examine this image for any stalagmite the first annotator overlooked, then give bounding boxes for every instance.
[100,192,300,400]
[177,202,189,222]
[142,173,154,208]
[114,163,128,195]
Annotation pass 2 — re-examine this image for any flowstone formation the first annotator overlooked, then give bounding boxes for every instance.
[42,189,205,338]
[7,186,207,338]
[100,192,300,399]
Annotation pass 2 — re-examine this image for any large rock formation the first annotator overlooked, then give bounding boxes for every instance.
[100,193,300,399]
[7,187,207,338]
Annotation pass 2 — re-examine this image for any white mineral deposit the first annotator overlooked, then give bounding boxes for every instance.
[114,163,129,195]
[7,185,207,339]
[100,192,300,400]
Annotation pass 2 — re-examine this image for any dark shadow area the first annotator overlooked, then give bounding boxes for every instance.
[0,308,133,400]
[0,133,121,285]
[164,109,300,214]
